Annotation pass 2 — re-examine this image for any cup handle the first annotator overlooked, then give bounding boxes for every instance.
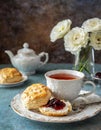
[79,81,96,97]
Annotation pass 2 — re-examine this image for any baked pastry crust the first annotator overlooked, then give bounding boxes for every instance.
[0,68,23,83]
[39,100,72,116]
[21,83,51,109]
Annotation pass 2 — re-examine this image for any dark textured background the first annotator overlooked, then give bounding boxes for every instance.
[0,0,101,64]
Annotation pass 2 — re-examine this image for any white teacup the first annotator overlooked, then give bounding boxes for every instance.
[45,69,96,101]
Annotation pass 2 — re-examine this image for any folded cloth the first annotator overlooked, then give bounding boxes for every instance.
[71,91,101,110]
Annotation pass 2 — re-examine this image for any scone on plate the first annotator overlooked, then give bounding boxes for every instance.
[0,68,23,84]
[39,98,72,116]
[21,83,51,110]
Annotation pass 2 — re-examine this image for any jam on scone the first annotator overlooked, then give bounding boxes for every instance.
[45,98,66,110]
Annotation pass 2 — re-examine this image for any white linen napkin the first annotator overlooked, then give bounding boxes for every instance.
[71,91,101,110]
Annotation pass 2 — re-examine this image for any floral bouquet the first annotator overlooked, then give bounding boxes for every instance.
[50,18,101,76]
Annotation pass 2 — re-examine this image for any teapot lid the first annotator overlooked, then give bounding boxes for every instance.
[18,43,36,55]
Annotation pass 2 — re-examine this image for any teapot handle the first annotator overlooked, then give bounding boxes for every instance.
[39,52,49,65]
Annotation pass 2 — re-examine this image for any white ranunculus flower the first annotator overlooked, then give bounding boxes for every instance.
[64,27,88,55]
[50,19,72,42]
[82,18,101,32]
[90,30,101,50]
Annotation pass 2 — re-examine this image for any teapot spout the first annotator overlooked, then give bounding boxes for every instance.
[5,50,14,59]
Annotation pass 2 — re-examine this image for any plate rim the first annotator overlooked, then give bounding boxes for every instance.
[0,75,28,87]
[11,90,101,123]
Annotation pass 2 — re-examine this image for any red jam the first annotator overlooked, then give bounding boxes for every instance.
[45,98,66,110]
[95,72,101,79]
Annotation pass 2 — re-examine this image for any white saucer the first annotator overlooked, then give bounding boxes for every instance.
[92,75,101,81]
[11,91,101,123]
[0,75,28,88]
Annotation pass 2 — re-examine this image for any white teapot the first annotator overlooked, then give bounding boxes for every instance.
[5,43,49,75]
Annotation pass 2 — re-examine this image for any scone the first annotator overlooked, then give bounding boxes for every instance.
[21,83,51,109]
[0,68,23,83]
[39,98,72,116]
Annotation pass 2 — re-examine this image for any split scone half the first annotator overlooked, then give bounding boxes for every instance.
[39,98,72,116]
[21,83,51,109]
[0,67,23,83]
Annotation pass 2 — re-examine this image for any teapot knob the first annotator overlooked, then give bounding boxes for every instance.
[23,43,29,48]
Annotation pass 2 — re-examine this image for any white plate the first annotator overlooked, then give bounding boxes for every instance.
[11,91,101,123]
[0,75,28,87]
[92,75,101,80]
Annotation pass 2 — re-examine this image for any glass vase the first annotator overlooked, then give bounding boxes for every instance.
[74,45,95,79]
